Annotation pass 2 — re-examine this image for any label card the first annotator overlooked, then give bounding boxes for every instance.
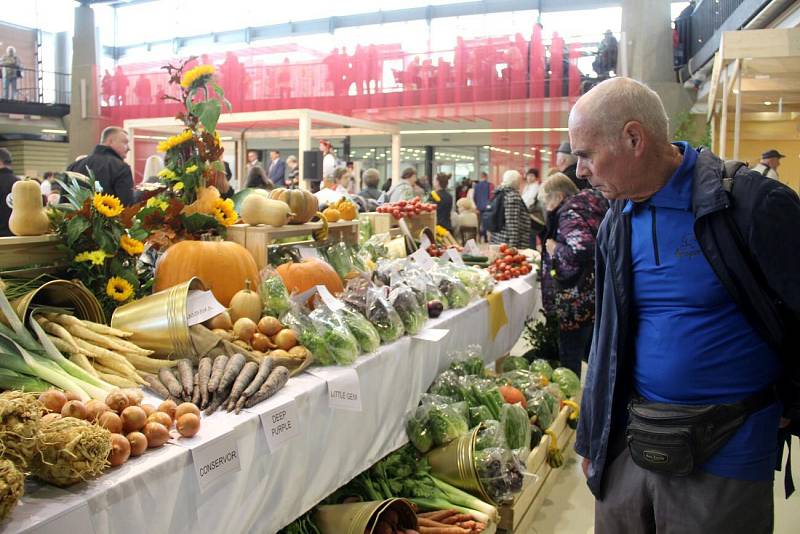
[413,328,450,342]
[260,397,302,452]
[446,248,465,266]
[419,234,432,251]
[291,286,318,306]
[510,278,533,295]
[28,504,96,534]
[465,239,480,255]
[309,368,363,412]
[190,433,241,493]
[317,285,345,312]
[185,290,226,326]
[297,246,320,260]
[410,248,435,270]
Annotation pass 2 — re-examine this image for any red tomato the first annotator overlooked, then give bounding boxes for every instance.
[511,268,520,277]
[499,244,508,253]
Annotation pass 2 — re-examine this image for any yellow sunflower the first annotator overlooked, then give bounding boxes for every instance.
[157,130,194,153]
[74,250,108,266]
[185,164,198,174]
[93,193,124,218]
[212,198,238,227]
[146,197,169,211]
[158,168,176,180]
[106,277,134,302]
[173,182,185,192]
[180,64,216,89]
[120,235,145,256]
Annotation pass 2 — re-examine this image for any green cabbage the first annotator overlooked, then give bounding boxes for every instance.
[552,367,581,398]
[428,403,469,446]
[339,306,381,353]
[501,403,531,451]
[530,359,554,380]
[501,356,529,373]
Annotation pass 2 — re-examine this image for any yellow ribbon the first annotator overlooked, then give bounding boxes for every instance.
[486,291,508,341]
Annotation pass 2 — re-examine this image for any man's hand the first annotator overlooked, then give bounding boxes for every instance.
[582,457,591,479]
[546,239,557,256]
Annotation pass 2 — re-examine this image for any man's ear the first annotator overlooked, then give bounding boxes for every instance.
[622,121,646,156]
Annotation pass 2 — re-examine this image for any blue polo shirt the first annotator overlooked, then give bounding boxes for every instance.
[627,142,781,481]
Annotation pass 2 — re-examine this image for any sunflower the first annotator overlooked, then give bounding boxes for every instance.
[74,250,108,266]
[212,198,238,227]
[106,277,134,302]
[146,196,169,211]
[120,235,145,256]
[158,168,176,180]
[185,164,198,174]
[173,182,185,191]
[180,64,215,89]
[157,130,194,153]
[93,193,124,218]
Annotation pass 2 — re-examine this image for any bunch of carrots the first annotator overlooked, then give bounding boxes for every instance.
[415,510,487,534]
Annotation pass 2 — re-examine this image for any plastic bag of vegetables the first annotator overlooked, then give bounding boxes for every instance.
[362,233,390,262]
[501,356,529,373]
[469,405,494,427]
[324,242,357,281]
[428,401,470,446]
[388,284,427,335]
[501,403,532,452]
[552,367,581,398]
[475,419,507,450]
[448,352,486,377]
[501,369,548,392]
[473,447,525,505]
[431,270,471,309]
[526,388,558,430]
[338,305,381,353]
[440,263,496,298]
[341,276,371,315]
[463,378,506,420]
[374,258,407,287]
[530,359,554,380]
[281,303,334,366]
[428,369,467,401]
[259,266,292,318]
[308,303,360,366]
[365,287,405,342]
[406,404,434,453]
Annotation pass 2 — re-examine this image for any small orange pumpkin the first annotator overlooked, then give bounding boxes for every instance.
[276,259,344,296]
[322,207,341,223]
[154,239,259,306]
[335,200,357,221]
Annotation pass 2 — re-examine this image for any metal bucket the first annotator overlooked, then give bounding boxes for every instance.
[426,423,497,506]
[110,277,204,358]
[8,279,105,325]
[314,499,416,534]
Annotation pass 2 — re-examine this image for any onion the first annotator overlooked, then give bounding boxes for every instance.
[258,316,282,337]
[121,406,147,433]
[251,333,273,352]
[233,317,257,344]
[122,388,144,406]
[176,413,200,438]
[175,402,200,420]
[39,390,68,413]
[109,434,131,467]
[98,411,123,434]
[105,390,129,413]
[143,422,170,448]
[157,400,177,420]
[61,400,87,420]
[86,400,110,422]
[269,349,290,359]
[288,345,311,359]
[205,310,233,330]
[64,391,81,402]
[41,413,62,424]
[273,329,298,350]
[126,432,148,456]
[148,412,172,429]
[141,404,156,417]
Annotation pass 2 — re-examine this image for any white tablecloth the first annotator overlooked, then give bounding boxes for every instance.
[2,274,540,534]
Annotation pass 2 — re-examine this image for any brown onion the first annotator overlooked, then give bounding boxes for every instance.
[141,404,156,417]
[64,391,81,402]
[98,411,123,434]
[143,422,170,448]
[148,411,173,429]
[121,406,147,433]
[157,400,177,421]
[175,402,200,420]
[127,432,148,456]
[105,390,129,413]
[205,311,233,330]
[273,328,298,351]
[38,390,67,413]
[122,388,144,406]
[109,434,131,466]
[176,413,200,438]
[251,333,273,352]
[258,316,282,336]
[233,317,257,343]
[61,400,88,420]
[86,400,110,422]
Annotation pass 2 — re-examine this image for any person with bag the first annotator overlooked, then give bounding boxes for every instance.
[571,77,800,534]
[487,170,530,250]
[1,46,21,101]
[539,172,608,378]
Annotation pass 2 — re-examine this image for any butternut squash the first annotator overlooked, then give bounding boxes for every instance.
[239,195,294,227]
[9,179,49,236]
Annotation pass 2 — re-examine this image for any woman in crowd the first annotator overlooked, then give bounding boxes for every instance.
[433,172,454,233]
[285,155,299,188]
[489,169,530,250]
[538,172,608,377]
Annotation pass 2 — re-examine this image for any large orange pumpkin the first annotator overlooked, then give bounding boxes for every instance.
[276,259,344,296]
[153,240,259,306]
[268,188,319,224]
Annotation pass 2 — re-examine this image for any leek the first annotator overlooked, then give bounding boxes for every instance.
[430,476,498,522]
[0,280,38,347]
[0,368,50,392]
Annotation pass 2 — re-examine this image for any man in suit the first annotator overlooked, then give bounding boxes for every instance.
[268,150,286,188]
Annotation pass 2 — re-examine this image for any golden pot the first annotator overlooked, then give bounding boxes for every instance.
[7,279,105,326]
[314,499,416,534]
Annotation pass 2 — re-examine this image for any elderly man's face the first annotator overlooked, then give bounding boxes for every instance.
[108,131,130,159]
[569,121,630,200]
[766,157,781,170]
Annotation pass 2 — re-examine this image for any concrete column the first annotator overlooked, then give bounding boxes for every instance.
[68,4,101,160]
[391,134,401,187]
[621,0,693,135]
[55,32,71,105]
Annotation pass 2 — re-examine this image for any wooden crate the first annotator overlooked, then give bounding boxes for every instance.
[0,234,67,277]
[391,212,436,239]
[497,405,577,533]
[359,212,392,236]
[226,220,360,270]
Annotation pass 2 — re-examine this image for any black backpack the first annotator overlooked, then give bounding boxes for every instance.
[481,189,506,233]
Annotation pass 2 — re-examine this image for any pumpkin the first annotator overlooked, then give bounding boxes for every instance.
[322,207,341,223]
[334,200,357,221]
[240,195,293,227]
[153,239,259,306]
[181,186,220,217]
[229,280,261,324]
[269,188,318,224]
[9,180,49,236]
[276,259,344,297]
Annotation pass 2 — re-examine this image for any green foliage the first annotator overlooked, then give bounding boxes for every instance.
[522,311,560,363]
[673,111,711,148]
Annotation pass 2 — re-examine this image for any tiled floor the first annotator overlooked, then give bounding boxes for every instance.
[508,338,800,533]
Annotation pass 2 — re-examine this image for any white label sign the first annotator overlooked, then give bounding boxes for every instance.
[190,433,241,492]
[510,278,533,295]
[410,248,435,270]
[28,504,96,534]
[446,248,465,266]
[297,246,320,260]
[419,234,432,251]
[310,368,363,412]
[465,238,480,255]
[260,398,302,452]
[317,285,345,312]
[185,290,226,326]
[413,328,450,342]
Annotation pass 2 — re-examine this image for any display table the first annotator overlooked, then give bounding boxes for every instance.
[1,273,540,534]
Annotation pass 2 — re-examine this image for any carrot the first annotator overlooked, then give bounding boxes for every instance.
[418,511,458,522]
[226,361,258,412]
[244,366,289,408]
[441,514,472,525]
[158,367,183,398]
[418,526,469,534]
[198,357,212,409]
[207,355,228,394]
[191,372,200,405]
[142,372,171,398]
[241,356,273,398]
[204,390,227,415]
[217,353,246,394]
[417,518,446,527]
[176,359,194,398]
[455,521,476,530]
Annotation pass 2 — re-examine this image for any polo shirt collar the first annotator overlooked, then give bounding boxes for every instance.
[623,141,697,213]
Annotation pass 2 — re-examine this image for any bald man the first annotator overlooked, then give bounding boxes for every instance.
[68,126,134,205]
[572,77,800,533]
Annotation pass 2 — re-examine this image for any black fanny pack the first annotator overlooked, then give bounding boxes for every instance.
[626,388,775,476]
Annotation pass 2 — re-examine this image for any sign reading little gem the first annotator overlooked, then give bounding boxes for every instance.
[191,433,241,492]
[310,368,363,412]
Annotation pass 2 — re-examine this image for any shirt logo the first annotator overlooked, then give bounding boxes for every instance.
[675,234,702,259]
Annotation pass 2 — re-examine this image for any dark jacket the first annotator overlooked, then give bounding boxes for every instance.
[0,167,19,237]
[268,158,286,187]
[436,189,454,232]
[562,163,591,190]
[576,148,800,497]
[67,145,134,206]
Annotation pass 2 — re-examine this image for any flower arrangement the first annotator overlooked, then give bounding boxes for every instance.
[51,172,151,317]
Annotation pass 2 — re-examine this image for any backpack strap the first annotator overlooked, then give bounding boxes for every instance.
[721,160,747,192]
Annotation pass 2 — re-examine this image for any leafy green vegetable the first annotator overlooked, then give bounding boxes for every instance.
[469,405,494,427]
[366,288,405,342]
[281,308,334,366]
[475,420,506,450]
[552,367,581,398]
[0,368,51,392]
[310,306,360,366]
[450,356,485,377]
[259,271,291,318]
[501,403,531,451]
[530,359,554,380]
[438,277,471,308]
[501,356,529,373]
[428,403,469,446]
[389,285,427,335]
[339,306,381,353]
[406,405,434,453]
[526,388,558,430]
[428,370,467,400]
